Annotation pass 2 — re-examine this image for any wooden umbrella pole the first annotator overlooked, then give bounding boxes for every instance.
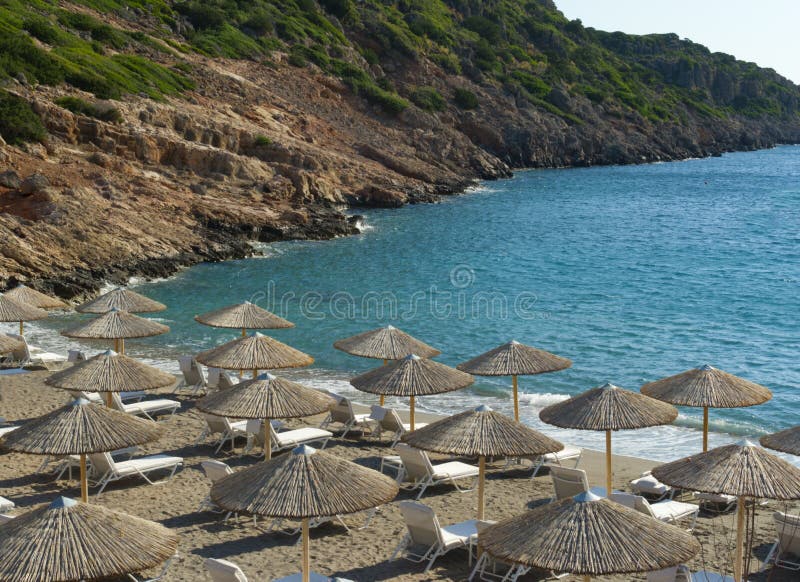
[19,321,23,336]
[605,430,613,495]
[409,395,415,431]
[302,517,310,582]
[80,454,88,502]
[120,338,125,354]
[734,496,745,582]
[252,369,258,379]
[242,328,246,337]
[583,577,591,582]
[113,338,119,353]
[512,375,519,422]
[264,420,272,460]
[105,392,113,408]
[380,360,387,406]
[703,406,709,452]
[477,456,486,520]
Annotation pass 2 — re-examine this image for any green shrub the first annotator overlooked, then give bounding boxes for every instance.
[453,87,479,109]
[254,134,272,146]
[410,86,445,112]
[463,16,501,44]
[23,16,63,46]
[55,95,122,122]
[0,34,65,85]
[288,51,307,67]
[0,91,47,144]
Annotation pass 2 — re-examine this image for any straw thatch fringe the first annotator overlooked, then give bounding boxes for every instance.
[0,295,48,322]
[334,325,440,360]
[457,340,571,376]
[641,365,771,408]
[402,406,563,457]
[46,350,176,393]
[195,302,293,330]
[62,309,169,340]
[4,284,67,310]
[196,332,313,371]
[539,383,677,431]
[479,495,700,575]
[76,287,166,314]
[0,333,23,354]
[760,425,800,456]
[652,441,800,499]
[350,354,473,397]
[0,497,178,582]
[197,373,335,419]
[1,399,162,455]
[211,446,399,518]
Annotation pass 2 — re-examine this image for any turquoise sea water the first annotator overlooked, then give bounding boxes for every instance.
[19,146,800,460]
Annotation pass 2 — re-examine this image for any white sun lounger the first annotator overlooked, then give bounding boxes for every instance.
[527,444,582,478]
[176,355,206,394]
[647,565,692,582]
[111,392,179,420]
[549,466,607,501]
[195,413,249,453]
[371,406,427,447]
[245,420,332,455]
[89,452,182,497]
[392,500,479,573]
[0,496,14,512]
[691,571,734,581]
[69,389,147,404]
[206,558,249,582]
[610,492,699,531]
[273,574,355,582]
[319,396,372,438]
[630,470,675,501]
[762,511,800,571]
[696,492,737,512]
[468,519,532,581]
[0,425,18,438]
[395,443,479,499]
[3,334,66,369]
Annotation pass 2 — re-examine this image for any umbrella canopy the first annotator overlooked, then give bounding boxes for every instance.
[457,339,571,421]
[197,372,335,420]
[333,325,440,360]
[195,301,293,330]
[4,284,67,310]
[196,332,313,373]
[61,309,169,340]
[76,287,166,314]
[0,333,22,354]
[652,440,800,582]
[760,425,800,456]
[402,404,563,519]
[0,496,178,582]
[457,340,571,376]
[1,398,162,501]
[540,383,678,494]
[211,445,398,582]
[211,444,399,518]
[651,440,800,500]
[46,350,176,393]
[642,365,772,452]
[0,294,48,323]
[350,354,473,429]
[479,491,700,578]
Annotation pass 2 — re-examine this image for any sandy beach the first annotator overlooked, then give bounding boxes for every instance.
[0,369,796,581]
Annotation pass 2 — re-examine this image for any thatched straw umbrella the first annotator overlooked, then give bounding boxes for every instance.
[5,284,67,310]
[540,383,677,494]
[196,372,336,460]
[334,325,440,406]
[196,332,313,378]
[652,440,800,582]
[641,365,771,452]
[0,333,22,354]
[0,496,178,582]
[211,444,398,582]
[45,349,176,406]
[350,354,473,430]
[61,308,169,354]
[0,294,48,336]
[76,287,166,314]
[479,491,700,581]
[195,301,293,336]
[457,340,572,422]
[760,425,800,456]
[402,404,563,519]
[0,398,161,501]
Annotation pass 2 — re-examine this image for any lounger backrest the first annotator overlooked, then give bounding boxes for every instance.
[609,492,654,517]
[380,408,406,433]
[205,558,248,582]
[203,414,229,435]
[7,334,30,363]
[396,443,434,482]
[218,372,237,390]
[110,393,126,412]
[646,566,678,582]
[369,405,387,422]
[774,511,800,556]
[550,466,589,500]
[88,453,116,476]
[329,397,355,424]
[67,350,86,363]
[179,356,205,385]
[399,501,444,548]
[207,367,222,389]
[201,460,233,483]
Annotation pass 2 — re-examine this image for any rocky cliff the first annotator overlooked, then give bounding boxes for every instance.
[1,0,799,298]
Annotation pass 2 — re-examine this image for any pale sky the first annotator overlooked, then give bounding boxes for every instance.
[554,1,800,84]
